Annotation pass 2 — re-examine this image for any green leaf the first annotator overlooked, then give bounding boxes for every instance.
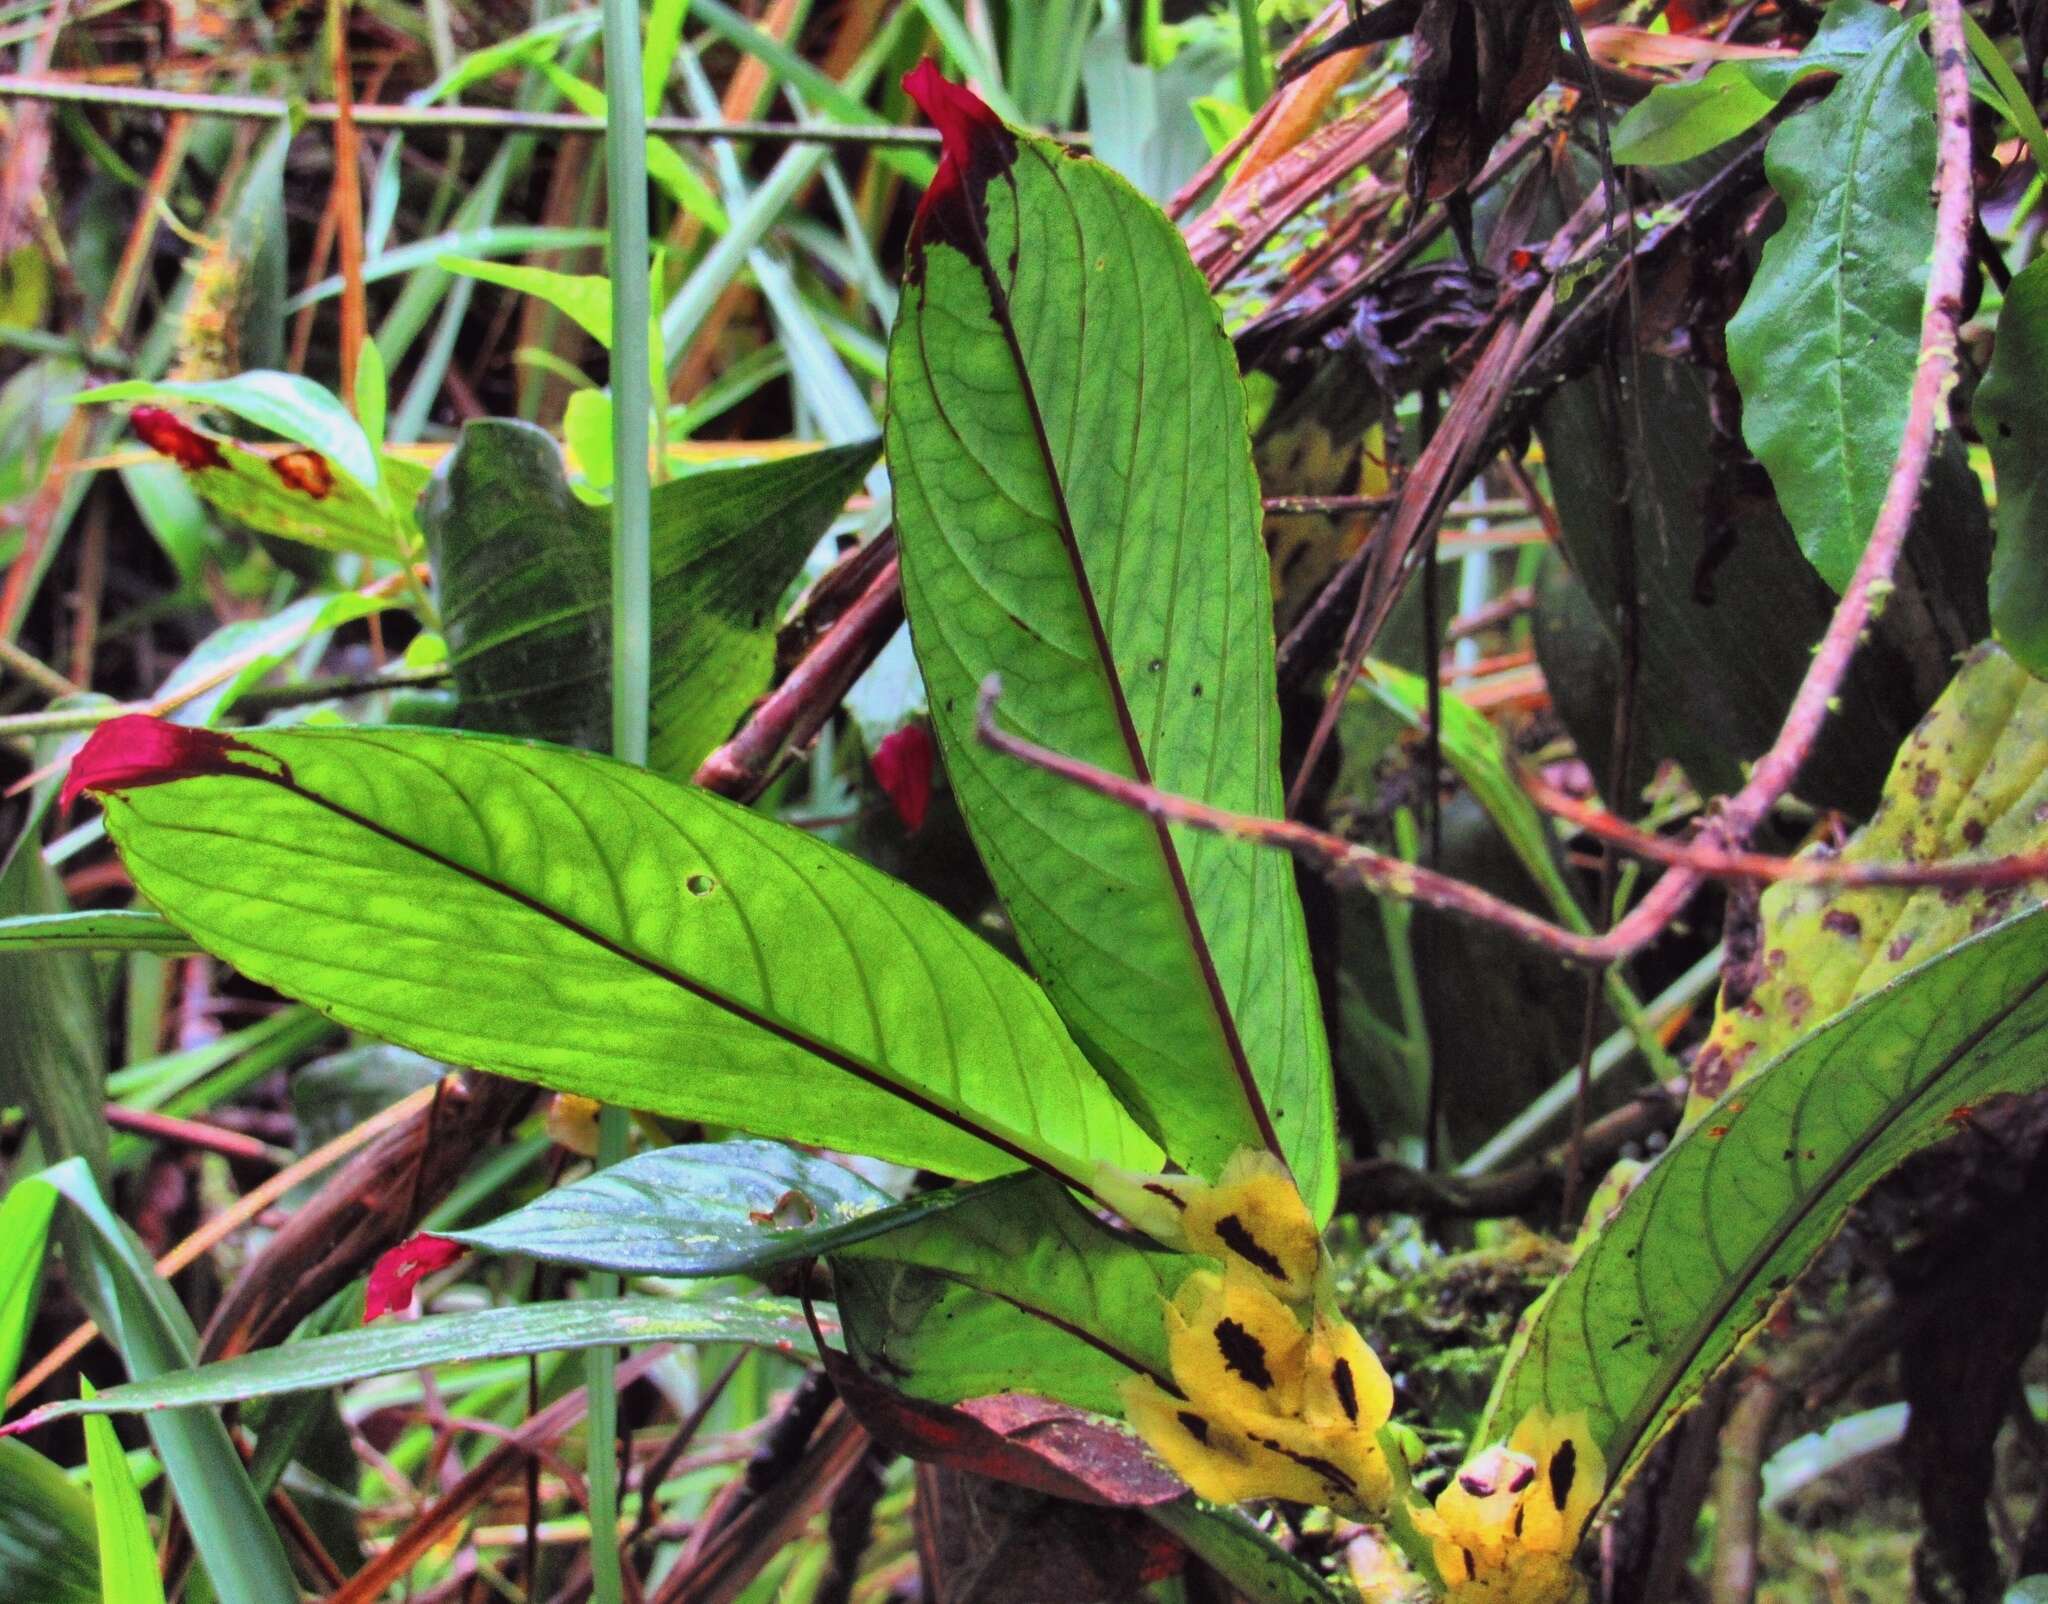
[355,334,389,456]
[0,1181,57,1401]
[15,1296,816,1429]
[0,1440,98,1604]
[1726,17,1936,593]
[1978,258,2048,677]
[39,1159,300,1604]
[1482,904,2048,1500]
[82,1381,166,1604]
[439,257,618,349]
[833,1172,1194,1416]
[1143,1498,1345,1604]
[90,724,1160,1183]
[79,372,383,496]
[423,421,879,776]
[1682,643,2048,1125]
[1612,0,1903,166]
[446,1138,966,1276]
[887,79,1335,1211]
[0,911,196,956]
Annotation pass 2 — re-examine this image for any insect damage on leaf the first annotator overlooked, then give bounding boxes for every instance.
[130,405,226,472]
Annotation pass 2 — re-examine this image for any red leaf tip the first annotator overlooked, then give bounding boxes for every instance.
[901,61,1013,249]
[365,1234,466,1322]
[61,716,270,812]
[873,723,937,834]
[130,406,225,472]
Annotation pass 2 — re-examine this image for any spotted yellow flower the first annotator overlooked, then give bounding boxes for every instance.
[1122,1265,1398,1519]
[1091,1148,1325,1304]
[1416,1411,1604,1604]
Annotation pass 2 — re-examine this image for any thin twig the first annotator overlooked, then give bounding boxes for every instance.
[0,76,967,146]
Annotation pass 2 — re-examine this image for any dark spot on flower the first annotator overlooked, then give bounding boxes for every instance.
[1213,1318,1274,1391]
[1177,1410,1210,1445]
[1331,1357,1358,1424]
[1213,1213,1288,1283]
[1550,1440,1578,1511]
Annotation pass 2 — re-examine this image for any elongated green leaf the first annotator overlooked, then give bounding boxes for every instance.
[0,910,196,955]
[834,1172,1195,1416]
[447,1139,966,1276]
[1483,905,2048,1499]
[101,410,428,558]
[82,722,1158,1183]
[0,1440,98,1604]
[1726,18,1936,593]
[79,372,383,495]
[1613,0,1901,166]
[1978,259,2048,678]
[14,1296,815,1430]
[82,1381,165,1604]
[38,1159,300,1604]
[423,422,878,776]
[886,72,1334,1211]
[1684,643,2048,1125]
[0,1182,57,1401]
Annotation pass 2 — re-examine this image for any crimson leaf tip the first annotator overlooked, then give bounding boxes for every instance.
[62,716,264,812]
[900,61,1012,247]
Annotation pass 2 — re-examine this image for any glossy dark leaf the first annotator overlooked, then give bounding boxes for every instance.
[423,419,878,777]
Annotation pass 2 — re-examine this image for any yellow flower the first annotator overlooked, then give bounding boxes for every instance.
[1091,1147,1324,1304]
[1417,1412,1604,1604]
[1124,1266,1398,1520]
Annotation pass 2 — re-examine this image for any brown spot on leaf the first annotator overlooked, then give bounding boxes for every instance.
[1961,818,1987,848]
[1821,910,1862,938]
[1888,934,1917,962]
[131,406,225,471]
[271,448,336,499]
[1914,766,1940,800]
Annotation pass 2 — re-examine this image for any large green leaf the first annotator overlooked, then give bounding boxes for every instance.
[447,1139,968,1276]
[423,421,877,777]
[0,1440,98,1604]
[1482,905,2048,1499]
[1683,643,2048,1125]
[1977,257,2048,678]
[833,1172,1196,1416]
[1726,15,1936,593]
[11,1295,815,1429]
[886,70,1334,1211]
[1613,0,1902,166]
[79,722,1159,1183]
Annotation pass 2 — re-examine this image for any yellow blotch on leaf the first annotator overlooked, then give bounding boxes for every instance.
[1417,1411,1604,1604]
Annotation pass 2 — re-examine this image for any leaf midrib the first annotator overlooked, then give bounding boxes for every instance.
[919,135,1280,1163]
[1604,949,2048,1479]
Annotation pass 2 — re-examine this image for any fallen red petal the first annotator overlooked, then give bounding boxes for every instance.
[130,406,226,472]
[364,1234,466,1322]
[62,716,269,812]
[872,723,937,833]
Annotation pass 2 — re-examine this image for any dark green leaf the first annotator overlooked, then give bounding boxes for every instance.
[90,723,1160,1183]
[1726,18,1937,592]
[1978,257,2048,677]
[448,1138,965,1276]
[0,1441,98,1604]
[1143,1498,1345,1604]
[887,79,1334,1210]
[833,1172,1195,1416]
[423,420,878,777]
[1612,0,1903,166]
[14,1295,817,1427]
[1483,906,2048,1499]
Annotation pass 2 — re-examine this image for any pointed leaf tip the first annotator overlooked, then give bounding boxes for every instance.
[364,1234,466,1322]
[900,61,1014,245]
[62,717,270,812]
[873,724,937,833]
